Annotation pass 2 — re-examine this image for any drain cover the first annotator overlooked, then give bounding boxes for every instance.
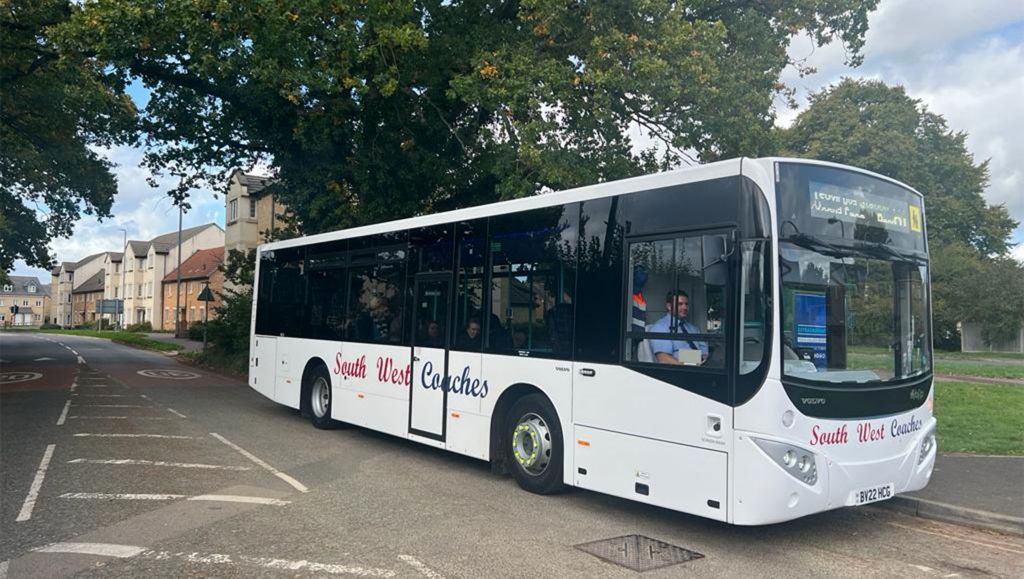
[575,534,703,572]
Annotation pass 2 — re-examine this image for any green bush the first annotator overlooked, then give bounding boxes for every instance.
[40,323,60,329]
[74,321,97,330]
[187,322,207,341]
[126,321,152,332]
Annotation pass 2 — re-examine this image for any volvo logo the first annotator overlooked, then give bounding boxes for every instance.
[801,397,826,405]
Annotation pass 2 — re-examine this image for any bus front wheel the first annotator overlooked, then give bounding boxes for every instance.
[506,394,564,495]
[308,366,339,430]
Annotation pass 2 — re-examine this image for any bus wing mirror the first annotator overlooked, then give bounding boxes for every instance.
[703,235,729,286]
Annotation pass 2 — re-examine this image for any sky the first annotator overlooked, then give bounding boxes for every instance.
[11,0,1024,283]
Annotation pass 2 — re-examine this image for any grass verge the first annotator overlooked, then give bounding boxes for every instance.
[935,381,1024,455]
[177,349,248,380]
[38,329,183,352]
[934,361,1024,380]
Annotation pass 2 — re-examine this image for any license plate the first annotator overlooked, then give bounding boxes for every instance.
[851,482,894,505]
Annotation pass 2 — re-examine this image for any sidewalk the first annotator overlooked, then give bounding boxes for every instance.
[878,454,1024,536]
[143,332,205,354]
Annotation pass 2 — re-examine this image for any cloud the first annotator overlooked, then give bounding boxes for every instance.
[778,2,1024,237]
[10,144,225,282]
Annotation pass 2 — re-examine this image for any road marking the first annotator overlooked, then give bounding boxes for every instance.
[167,408,187,418]
[67,458,251,471]
[73,433,196,439]
[56,400,72,426]
[137,369,200,380]
[33,357,56,361]
[210,432,309,493]
[35,542,145,558]
[61,493,184,500]
[137,550,395,576]
[57,493,290,505]
[77,404,147,408]
[73,394,128,398]
[77,356,86,364]
[0,372,43,385]
[69,416,171,420]
[887,521,1024,555]
[0,559,7,579]
[398,555,446,579]
[190,495,290,506]
[16,444,55,522]
[70,349,79,355]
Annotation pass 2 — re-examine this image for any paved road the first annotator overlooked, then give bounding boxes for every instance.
[2,332,1022,578]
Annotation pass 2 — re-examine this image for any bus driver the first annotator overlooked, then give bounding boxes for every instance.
[650,290,708,365]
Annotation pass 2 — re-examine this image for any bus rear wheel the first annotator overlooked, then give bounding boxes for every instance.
[506,394,564,495]
[308,366,339,430]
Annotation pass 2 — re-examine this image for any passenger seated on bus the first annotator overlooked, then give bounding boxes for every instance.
[423,319,444,348]
[649,290,708,365]
[456,317,483,350]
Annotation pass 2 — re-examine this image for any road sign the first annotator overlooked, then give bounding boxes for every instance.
[197,287,215,302]
[96,299,124,314]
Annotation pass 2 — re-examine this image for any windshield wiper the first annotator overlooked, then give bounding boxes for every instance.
[850,241,925,263]
[782,232,850,259]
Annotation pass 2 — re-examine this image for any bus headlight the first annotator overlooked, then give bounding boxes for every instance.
[752,438,818,486]
[918,428,936,465]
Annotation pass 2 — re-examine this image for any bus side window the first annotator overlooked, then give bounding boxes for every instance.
[625,235,727,368]
[485,205,577,357]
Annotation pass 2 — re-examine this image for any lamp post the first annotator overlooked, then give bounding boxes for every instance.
[174,201,183,338]
[119,227,127,331]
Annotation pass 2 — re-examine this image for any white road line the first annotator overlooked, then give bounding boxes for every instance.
[139,394,151,400]
[137,550,395,576]
[73,433,196,439]
[67,458,251,471]
[398,555,446,579]
[77,356,86,364]
[35,542,145,558]
[166,408,187,418]
[68,416,170,420]
[77,404,147,408]
[57,493,289,505]
[56,400,72,426]
[69,381,77,392]
[83,384,108,388]
[887,522,1024,555]
[70,349,79,355]
[209,432,309,493]
[16,444,55,522]
[60,493,185,501]
[190,495,290,506]
[0,559,7,579]
[73,394,128,398]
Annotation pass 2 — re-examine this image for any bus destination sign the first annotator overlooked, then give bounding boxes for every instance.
[809,181,920,233]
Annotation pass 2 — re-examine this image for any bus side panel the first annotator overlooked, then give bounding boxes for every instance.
[574,425,728,521]
[252,336,276,401]
[335,341,410,437]
[572,364,733,452]
[479,355,574,484]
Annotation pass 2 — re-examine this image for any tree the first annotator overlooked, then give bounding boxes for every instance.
[1,0,137,279]
[56,0,877,236]
[777,79,1023,348]
[777,79,1017,255]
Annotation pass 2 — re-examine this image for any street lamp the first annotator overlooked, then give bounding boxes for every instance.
[119,227,127,331]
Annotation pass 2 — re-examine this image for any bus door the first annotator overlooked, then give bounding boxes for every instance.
[408,274,450,440]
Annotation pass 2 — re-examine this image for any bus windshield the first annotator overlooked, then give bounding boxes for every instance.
[776,163,932,385]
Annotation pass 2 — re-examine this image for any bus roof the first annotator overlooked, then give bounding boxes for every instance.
[258,156,921,252]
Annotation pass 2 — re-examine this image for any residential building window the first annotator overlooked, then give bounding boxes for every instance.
[114,287,119,298]
[1,314,5,321]
[35,300,42,307]
[115,263,120,273]
[2,285,11,292]
[22,299,29,306]
[229,198,238,222]
[28,285,36,293]
[137,285,143,297]
[249,198,257,219]
[190,306,196,321]
[35,314,41,321]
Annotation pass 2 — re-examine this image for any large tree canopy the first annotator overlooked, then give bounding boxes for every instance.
[56,0,877,235]
[777,79,1022,347]
[1,0,137,278]
[777,78,1017,256]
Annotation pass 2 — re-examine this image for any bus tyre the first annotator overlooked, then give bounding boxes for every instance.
[308,366,339,430]
[506,394,564,495]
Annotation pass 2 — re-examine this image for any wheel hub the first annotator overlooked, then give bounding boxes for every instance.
[312,377,330,418]
[511,413,552,476]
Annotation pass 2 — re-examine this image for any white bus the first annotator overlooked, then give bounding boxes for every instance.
[249,158,936,525]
